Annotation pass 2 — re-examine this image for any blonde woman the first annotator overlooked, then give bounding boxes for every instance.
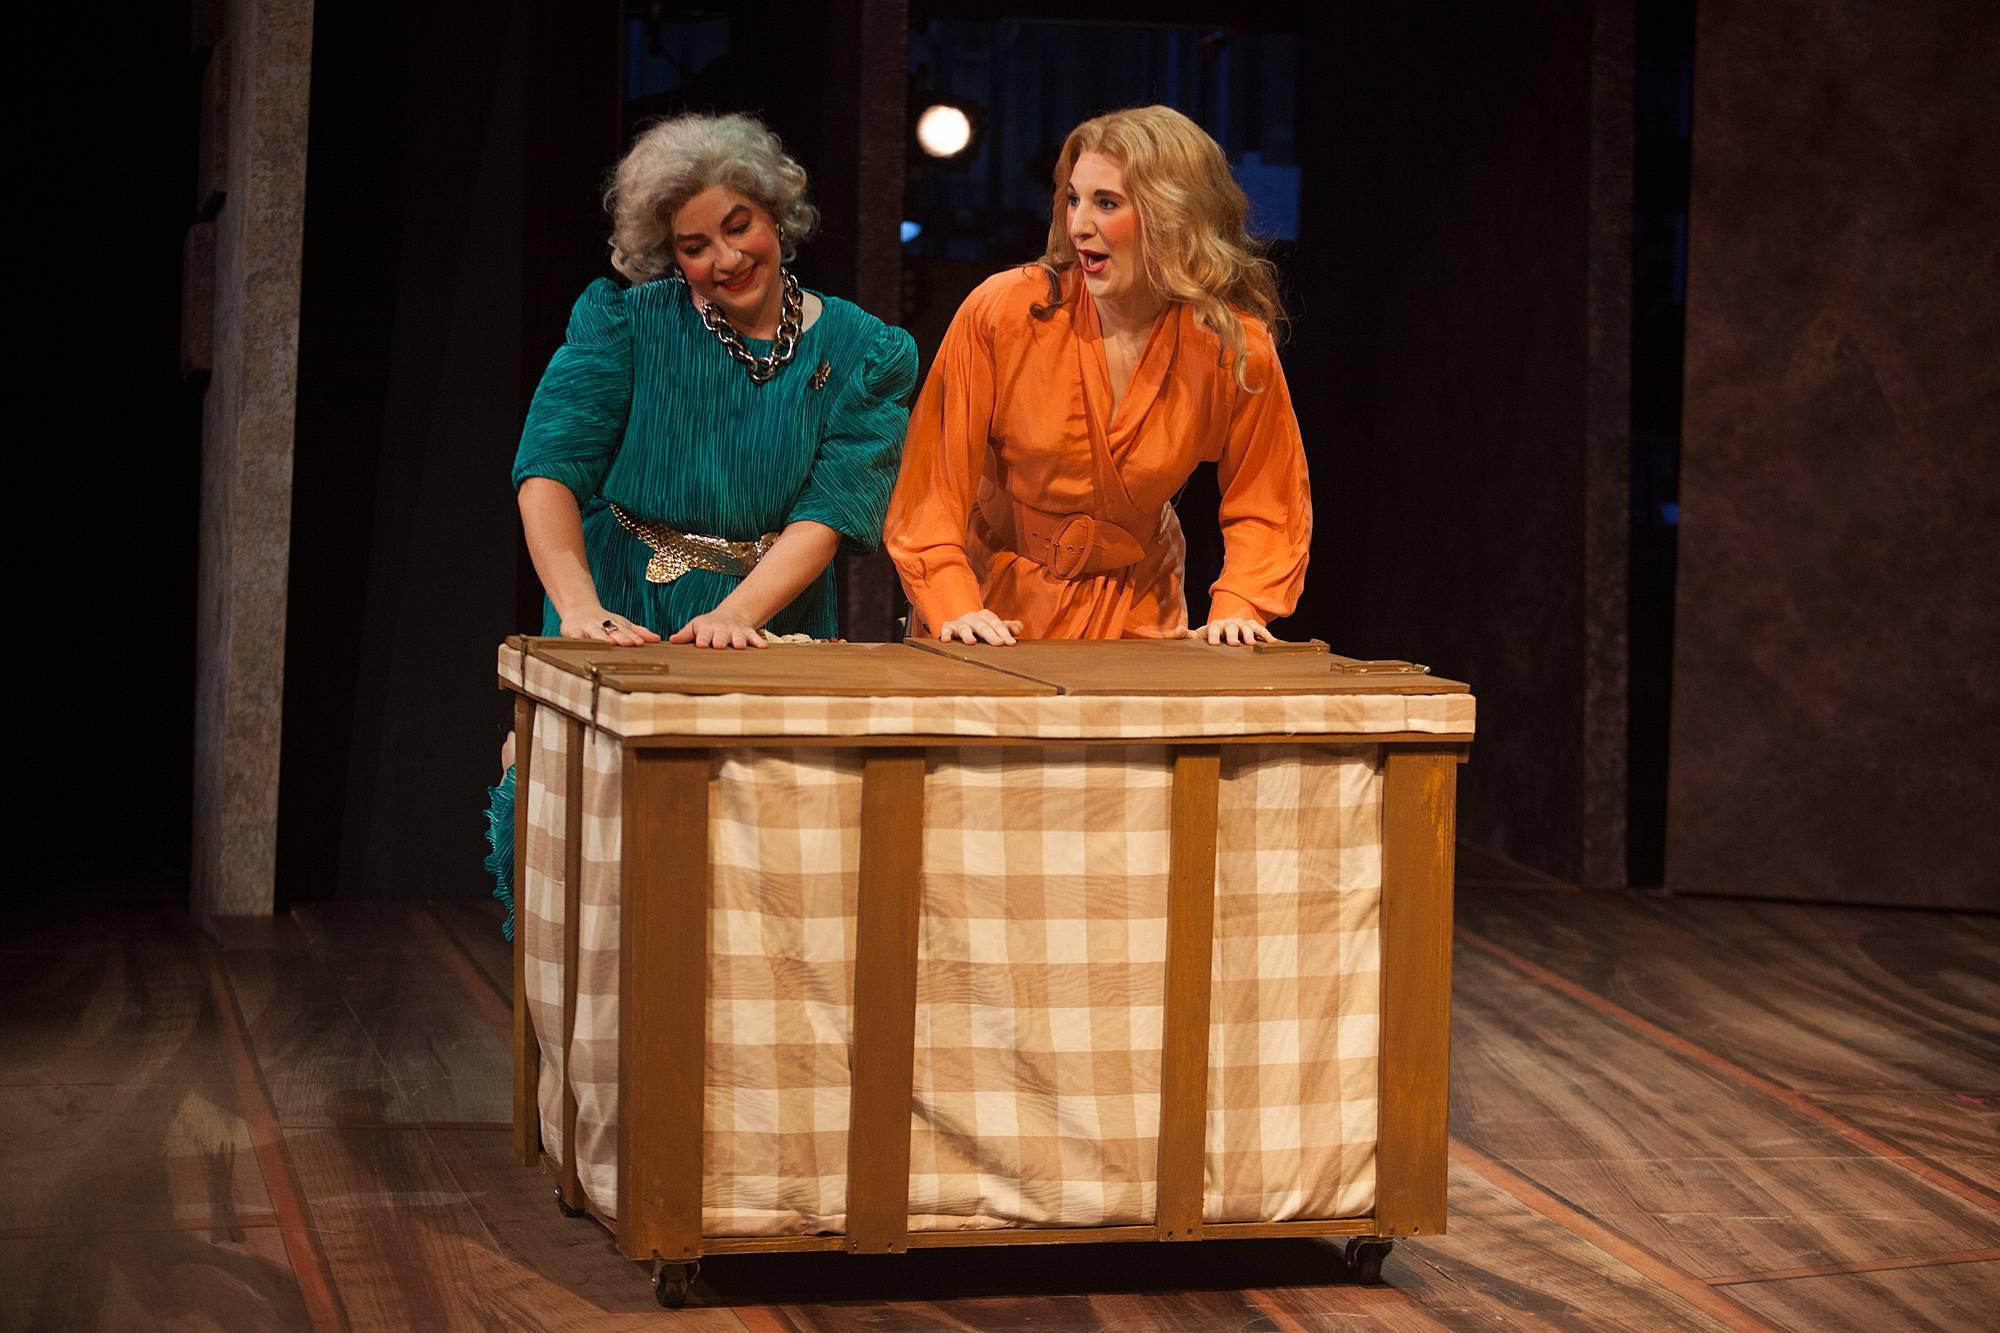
[884,104,1310,645]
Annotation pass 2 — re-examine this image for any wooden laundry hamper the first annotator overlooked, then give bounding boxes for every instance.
[498,636,1470,1306]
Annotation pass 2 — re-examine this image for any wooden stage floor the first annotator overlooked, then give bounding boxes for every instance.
[6,852,1995,1330]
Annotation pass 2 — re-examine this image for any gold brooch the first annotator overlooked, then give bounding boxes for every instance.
[809,360,832,391]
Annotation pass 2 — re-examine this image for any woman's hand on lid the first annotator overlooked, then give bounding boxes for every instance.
[561,608,661,646]
[937,609,1024,646]
[669,610,768,650]
[1188,618,1276,647]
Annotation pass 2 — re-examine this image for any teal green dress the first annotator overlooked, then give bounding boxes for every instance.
[487,278,918,936]
[514,277,919,637]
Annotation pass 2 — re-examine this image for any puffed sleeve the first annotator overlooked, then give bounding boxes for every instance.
[883,285,1001,629]
[1208,323,1313,624]
[511,279,633,503]
[786,323,919,552]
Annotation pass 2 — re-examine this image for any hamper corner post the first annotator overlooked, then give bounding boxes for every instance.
[1374,745,1461,1238]
[618,745,711,1263]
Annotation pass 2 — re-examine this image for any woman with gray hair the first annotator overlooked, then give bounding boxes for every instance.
[485,113,917,938]
[513,111,918,650]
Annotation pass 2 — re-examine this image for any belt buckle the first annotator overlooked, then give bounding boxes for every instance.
[1050,513,1096,579]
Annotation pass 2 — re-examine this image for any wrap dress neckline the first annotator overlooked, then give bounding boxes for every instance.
[1073,286,1178,537]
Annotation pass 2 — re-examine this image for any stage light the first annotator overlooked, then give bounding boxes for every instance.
[900,220,923,244]
[916,104,973,158]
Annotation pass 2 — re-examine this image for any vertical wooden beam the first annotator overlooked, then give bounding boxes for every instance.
[511,694,539,1167]
[189,0,313,919]
[1155,747,1221,1240]
[618,749,711,1261]
[844,751,927,1252]
[557,717,586,1213]
[1376,746,1460,1237]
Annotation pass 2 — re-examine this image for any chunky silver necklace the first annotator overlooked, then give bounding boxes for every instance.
[697,269,803,384]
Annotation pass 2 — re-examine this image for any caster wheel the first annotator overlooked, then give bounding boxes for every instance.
[554,1188,587,1219]
[653,1259,699,1309]
[1344,1237,1394,1284]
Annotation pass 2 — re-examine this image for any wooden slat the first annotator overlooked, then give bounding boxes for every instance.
[910,637,1472,696]
[699,1217,1376,1256]
[701,1234,850,1255]
[844,751,927,1253]
[556,716,585,1214]
[908,1224,1165,1249]
[521,638,1056,696]
[1376,746,1459,1237]
[511,694,538,1167]
[621,731,1474,750]
[1202,1217,1376,1240]
[1155,748,1221,1241]
[617,749,711,1261]
[904,1218,1375,1248]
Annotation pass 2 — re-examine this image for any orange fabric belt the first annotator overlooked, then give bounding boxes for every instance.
[977,491,1150,579]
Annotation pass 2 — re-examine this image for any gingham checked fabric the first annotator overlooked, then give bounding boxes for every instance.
[524,732,1388,1236]
[571,728,624,1213]
[532,744,868,1228]
[702,749,864,1234]
[1206,745,1381,1222]
[907,746,1174,1231]
[520,705,571,1167]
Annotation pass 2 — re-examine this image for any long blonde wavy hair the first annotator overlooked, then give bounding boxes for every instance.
[1036,105,1285,389]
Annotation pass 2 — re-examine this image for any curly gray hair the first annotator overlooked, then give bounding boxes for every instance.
[605,113,820,284]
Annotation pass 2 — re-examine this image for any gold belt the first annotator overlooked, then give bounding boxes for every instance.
[609,503,777,584]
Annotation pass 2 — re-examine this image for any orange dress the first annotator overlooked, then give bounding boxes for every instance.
[885,267,1311,638]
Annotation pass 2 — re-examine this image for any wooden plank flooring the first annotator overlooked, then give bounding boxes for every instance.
[4,877,1994,1330]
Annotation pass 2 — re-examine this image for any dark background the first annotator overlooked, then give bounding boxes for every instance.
[20,4,205,900]
[29,0,1996,915]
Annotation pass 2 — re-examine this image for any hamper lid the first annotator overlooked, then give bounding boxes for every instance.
[910,638,1471,696]
[503,637,1057,698]
[498,637,1475,740]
